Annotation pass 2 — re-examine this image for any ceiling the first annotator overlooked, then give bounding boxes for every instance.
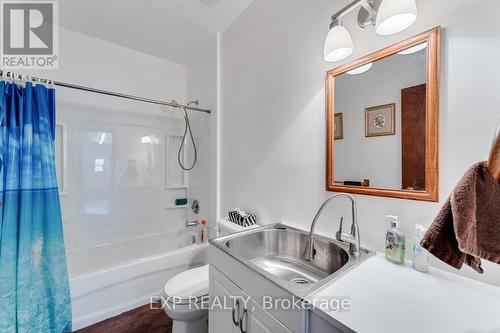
[59,0,253,65]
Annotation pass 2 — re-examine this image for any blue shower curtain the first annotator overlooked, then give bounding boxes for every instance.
[0,81,71,332]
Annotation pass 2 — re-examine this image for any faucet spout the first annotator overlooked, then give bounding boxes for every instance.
[302,193,361,261]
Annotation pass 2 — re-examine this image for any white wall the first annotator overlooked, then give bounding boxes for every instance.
[221,0,500,286]
[335,51,426,188]
[185,35,218,227]
[27,27,186,111]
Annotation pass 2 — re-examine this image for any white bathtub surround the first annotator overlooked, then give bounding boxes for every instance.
[308,254,500,332]
[220,0,500,287]
[70,238,208,330]
[58,95,209,330]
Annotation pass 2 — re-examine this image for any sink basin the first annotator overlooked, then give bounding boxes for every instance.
[225,228,349,284]
[211,224,373,297]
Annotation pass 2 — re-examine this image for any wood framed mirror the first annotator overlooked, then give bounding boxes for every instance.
[326,27,440,202]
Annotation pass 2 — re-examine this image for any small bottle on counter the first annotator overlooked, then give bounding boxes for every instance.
[412,223,429,272]
[385,215,405,264]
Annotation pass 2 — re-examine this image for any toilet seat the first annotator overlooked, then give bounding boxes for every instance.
[164,265,209,303]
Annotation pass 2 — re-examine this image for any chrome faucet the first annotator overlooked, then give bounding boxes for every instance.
[303,193,361,261]
[185,220,199,228]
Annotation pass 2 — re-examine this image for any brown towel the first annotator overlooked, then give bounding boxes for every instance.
[421,162,500,273]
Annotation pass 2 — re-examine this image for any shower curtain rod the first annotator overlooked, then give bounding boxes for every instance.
[0,70,211,114]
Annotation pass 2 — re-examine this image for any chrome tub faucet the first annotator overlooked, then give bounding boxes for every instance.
[185,220,199,228]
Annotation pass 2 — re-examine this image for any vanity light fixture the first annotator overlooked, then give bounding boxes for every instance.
[324,19,354,62]
[346,62,373,75]
[324,0,417,62]
[397,42,427,55]
[375,0,417,36]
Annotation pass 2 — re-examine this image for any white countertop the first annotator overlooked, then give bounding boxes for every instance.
[309,254,500,333]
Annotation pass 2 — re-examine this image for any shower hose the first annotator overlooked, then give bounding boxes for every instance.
[178,106,198,171]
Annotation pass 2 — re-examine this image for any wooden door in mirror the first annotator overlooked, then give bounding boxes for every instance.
[326,27,440,202]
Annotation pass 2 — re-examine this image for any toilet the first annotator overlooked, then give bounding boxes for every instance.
[163,218,258,333]
[163,265,210,333]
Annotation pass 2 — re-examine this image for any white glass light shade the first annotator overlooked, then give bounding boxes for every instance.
[376,0,417,36]
[397,42,427,55]
[324,25,353,62]
[346,63,373,75]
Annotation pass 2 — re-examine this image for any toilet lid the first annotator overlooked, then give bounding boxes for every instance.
[164,265,209,299]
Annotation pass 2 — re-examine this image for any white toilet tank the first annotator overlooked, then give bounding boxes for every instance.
[217,217,259,237]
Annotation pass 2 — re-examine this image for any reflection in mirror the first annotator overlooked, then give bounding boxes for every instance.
[326,27,440,202]
[333,43,427,191]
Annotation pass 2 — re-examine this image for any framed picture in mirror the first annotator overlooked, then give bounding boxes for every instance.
[334,113,344,140]
[365,103,396,137]
[326,27,440,202]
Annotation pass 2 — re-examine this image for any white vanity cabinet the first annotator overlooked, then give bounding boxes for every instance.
[245,296,292,333]
[209,244,303,333]
[209,265,292,333]
[208,266,243,333]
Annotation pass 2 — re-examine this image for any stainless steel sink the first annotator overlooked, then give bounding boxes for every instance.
[210,223,373,297]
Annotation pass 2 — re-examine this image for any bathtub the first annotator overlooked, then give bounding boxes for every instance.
[67,230,208,330]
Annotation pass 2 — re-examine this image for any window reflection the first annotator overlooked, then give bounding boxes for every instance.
[84,200,108,215]
[63,119,168,248]
[83,130,113,216]
[140,135,159,144]
[94,159,104,172]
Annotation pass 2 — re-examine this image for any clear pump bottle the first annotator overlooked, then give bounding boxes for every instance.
[385,215,405,264]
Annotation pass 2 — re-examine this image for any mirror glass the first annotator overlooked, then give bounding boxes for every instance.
[332,42,427,191]
[327,28,440,201]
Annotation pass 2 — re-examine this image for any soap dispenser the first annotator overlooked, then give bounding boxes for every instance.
[385,215,405,264]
